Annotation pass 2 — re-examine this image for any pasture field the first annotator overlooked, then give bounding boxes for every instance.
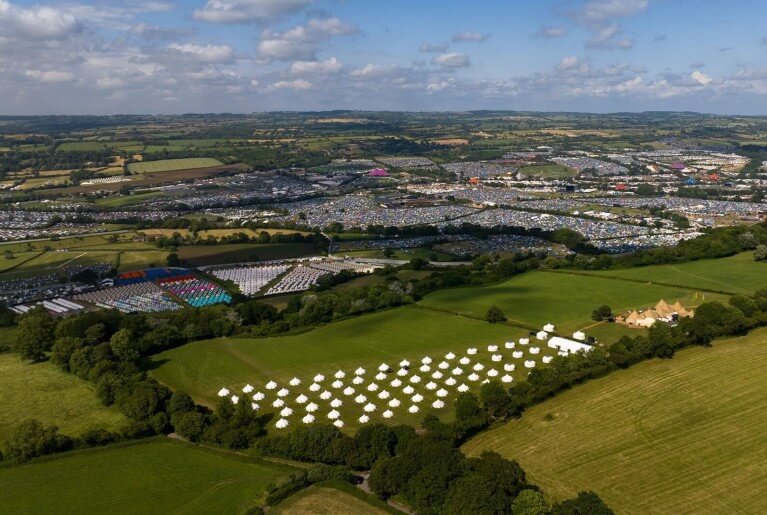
[579,252,767,294]
[274,484,391,515]
[0,352,126,439]
[177,243,318,266]
[150,306,529,428]
[463,328,767,514]
[519,163,575,179]
[0,234,171,278]
[419,270,705,333]
[0,439,293,514]
[127,157,223,174]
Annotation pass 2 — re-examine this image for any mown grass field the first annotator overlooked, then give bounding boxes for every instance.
[419,270,703,333]
[463,328,767,514]
[150,306,529,428]
[0,352,126,439]
[579,252,767,294]
[127,157,223,174]
[274,484,390,515]
[0,440,293,514]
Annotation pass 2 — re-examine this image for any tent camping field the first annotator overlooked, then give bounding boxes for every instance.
[0,439,293,514]
[149,306,531,429]
[418,270,703,333]
[462,327,767,514]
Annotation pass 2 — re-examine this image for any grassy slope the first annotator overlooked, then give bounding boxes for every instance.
[274,485,388,515]
[578,252,767,294]
[419,270,706,333]
[150,306,529,427]
[0,353,126,439]
[463,328,767,514]
[0,440,293,514]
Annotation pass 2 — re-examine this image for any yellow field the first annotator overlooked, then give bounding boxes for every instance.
[463,328,767,514]
[274,485,388,515]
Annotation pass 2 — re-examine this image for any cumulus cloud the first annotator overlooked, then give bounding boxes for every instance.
[419,42,448,53]
[433,52,471,69]
[194,0,311,24]
[289,57,342,74]
[568,0,648,50]
[349,64,395,78]
[691,70,712,85]
[452,31,490,42]
[258,17,357,61]
[270,78,313,90]
[167,43,235,64]
[532,26,567,39]
[24,69,75,83]
[0,0,81,40]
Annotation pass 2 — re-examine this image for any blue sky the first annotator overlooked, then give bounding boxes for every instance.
[0,0,766,114]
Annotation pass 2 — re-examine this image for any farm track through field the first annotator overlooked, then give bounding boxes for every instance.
[410,303,538,331]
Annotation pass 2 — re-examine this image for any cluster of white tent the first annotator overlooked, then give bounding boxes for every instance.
[265,265,327,296]
[210,264,290,296]
[214,324,594,430]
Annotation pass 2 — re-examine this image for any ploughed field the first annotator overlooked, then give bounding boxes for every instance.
[0,440,293,514]
[462,328,767,514]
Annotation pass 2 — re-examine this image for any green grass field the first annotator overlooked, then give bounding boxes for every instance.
[0,440,293,514]
[127,157,223,174]
[178,243,318,266]
[0,352,126,439]
[579,252,767,294]
[274,484,390,515]
[463,327,767,513]
[150,306,530,428]
[419,270,703,333]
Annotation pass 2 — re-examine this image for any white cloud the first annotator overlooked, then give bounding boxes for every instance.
[569,0,648,50]
[350,63,402,79]
[258,17,357,61]
[290,57,342,74]
[194,0,311,24]
[0,1,80,40]
[452,31,490,42]
[24,69,75,83]
[168,43,235,64]
[271,78,313,90]
[691,70,712,85]
[433,52,471,69]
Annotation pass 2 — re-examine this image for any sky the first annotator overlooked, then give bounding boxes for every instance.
[1,0,766,115]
